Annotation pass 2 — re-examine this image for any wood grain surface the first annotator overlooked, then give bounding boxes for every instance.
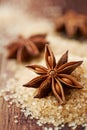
[0,97,85,130]
[0,97,54,130]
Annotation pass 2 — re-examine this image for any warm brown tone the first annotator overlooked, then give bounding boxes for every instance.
[55,10,87,37]
[0,97,85,130]
[23,45,83,104]
[6,34,47,62]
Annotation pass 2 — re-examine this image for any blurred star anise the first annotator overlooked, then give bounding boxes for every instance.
[6,34,47,62]
[55,10,87,37]
[23,45,83,104]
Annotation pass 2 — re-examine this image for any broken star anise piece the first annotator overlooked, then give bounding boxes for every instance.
[55,10,87,37]
[6,34,48,62]
[23,45,83,104]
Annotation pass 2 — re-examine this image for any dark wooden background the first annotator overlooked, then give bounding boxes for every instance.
[0,0,87,18]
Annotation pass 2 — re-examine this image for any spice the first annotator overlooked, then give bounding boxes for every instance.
[29,34,47,50]
[6,34,48,62]
[55,10,87,37]
[23,45,83,104]
[0,54,87,128]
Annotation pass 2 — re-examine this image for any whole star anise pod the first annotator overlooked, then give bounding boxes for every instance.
[6,34,48,62]
[23,45,83,104]
[55,10,87,37]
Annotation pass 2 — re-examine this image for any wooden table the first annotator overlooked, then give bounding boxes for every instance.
[0,97,85,130]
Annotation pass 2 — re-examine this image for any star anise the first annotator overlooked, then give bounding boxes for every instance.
[29,34,47,50]
[6,34,48,62]
[55,10,87,37]
[23,45,83,104]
